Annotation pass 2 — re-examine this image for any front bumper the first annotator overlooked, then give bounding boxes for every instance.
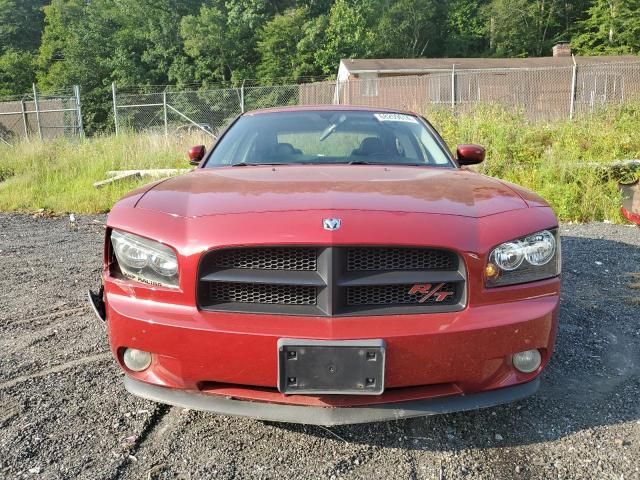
[124,375,540,426]
[103,278,559,420]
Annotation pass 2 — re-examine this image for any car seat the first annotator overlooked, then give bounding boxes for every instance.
[275,143,303,156]
[351,137,384,156]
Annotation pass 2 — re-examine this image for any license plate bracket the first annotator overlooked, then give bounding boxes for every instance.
[277,339,385,395]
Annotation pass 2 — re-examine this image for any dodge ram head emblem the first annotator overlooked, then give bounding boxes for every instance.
[323,218,342,231]
[408,283,455,303]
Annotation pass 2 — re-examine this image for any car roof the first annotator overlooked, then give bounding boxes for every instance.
[244,105,417,116]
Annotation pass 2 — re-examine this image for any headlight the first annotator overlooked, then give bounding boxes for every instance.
[486,229,560,287]
[111,230,179,288]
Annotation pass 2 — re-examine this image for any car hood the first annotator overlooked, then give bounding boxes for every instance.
[134,165,531,218]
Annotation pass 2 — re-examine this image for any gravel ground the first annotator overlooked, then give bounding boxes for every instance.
[0,214,638,480]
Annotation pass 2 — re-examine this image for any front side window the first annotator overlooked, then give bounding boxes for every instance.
[205,110,453,167]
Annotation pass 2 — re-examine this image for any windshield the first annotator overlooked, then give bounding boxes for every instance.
[204,110,453,167]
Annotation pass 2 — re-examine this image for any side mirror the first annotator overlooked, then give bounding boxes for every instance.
[188,145,206,165]
[456,144,485,165]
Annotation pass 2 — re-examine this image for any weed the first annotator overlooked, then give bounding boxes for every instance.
[1,105,639,220]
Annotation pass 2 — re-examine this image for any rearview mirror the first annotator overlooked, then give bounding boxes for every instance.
[456,144,485,165]
[188,145,206,165]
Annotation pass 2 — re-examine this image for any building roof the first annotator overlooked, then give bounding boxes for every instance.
[340,56,640,74]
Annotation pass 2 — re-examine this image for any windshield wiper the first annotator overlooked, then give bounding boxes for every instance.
[230,162,289,167]
[348,160,427,166]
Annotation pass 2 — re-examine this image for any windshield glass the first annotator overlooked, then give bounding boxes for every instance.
[205,110,453,167]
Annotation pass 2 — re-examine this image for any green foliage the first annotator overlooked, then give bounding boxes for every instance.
[487,0,565,57]
[444,0,488,57]
[1,106,638,222]
[0,49,36,96]
[256,7,323,83]
[0,133,192,213]
[0,0,46,53]
[36,0,204,132]
[178,0,290,85]
[374,0,446,58]
[179,4,237,84]
[0,0,46,98]
[572,0,640,54]
[315,0,379,74]
[0,0,638,133]
[428,104,640,222]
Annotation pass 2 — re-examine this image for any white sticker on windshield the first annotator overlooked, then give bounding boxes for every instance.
[374,113,418,123]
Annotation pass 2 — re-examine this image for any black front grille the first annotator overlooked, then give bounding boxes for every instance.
[198,247,466,316]
[347,283,458,306]
[212,247,317,271]
[209,282,317,305]
[347,248,456,271]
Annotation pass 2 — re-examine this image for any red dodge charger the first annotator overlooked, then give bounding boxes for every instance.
[89,106,561,425]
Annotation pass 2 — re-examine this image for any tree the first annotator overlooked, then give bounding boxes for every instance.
[444,0,488,57]
[179,4,235,84]
[315,0,380,74]
[486,0,565,56]
[0,0,47,97]
[106,0,203,86]
[36,0,204,131]
[0,50,36,96]
[0,0,47,54]
[256,7,326,82]
[37,0,115,130]
[37,0,102,90]
[374,0,447,58]
[572,0,640,54]
[0,0,633,134]
[178,0,288,85]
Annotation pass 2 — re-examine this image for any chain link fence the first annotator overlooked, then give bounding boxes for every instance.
[0,85,83,145]
[337,62,640,121]
[5,62,632,143]
[112,62,640,136]
[113,81,337,138]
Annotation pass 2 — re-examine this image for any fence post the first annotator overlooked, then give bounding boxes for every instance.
[32,84,43,140]
[569,60,578,120]
[163,90,168,137]
[451,65,456,111]
[20,99,29,139]
[74,85,84,137]
[240,80,245,113]
[112,82,119,135]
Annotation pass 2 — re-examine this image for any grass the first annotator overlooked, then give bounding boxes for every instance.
[0,133,206,213]
[428,104,640,222]
[0,105,639,220]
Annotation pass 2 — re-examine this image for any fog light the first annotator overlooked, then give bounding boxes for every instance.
[512,349,541,373]
[123,348,152,372]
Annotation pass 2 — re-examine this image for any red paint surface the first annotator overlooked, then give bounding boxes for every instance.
[456,144,486,165]
[104,108,561,408]
[622,206,640,225]
[187,145,205,163]
[135,166,529,218]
